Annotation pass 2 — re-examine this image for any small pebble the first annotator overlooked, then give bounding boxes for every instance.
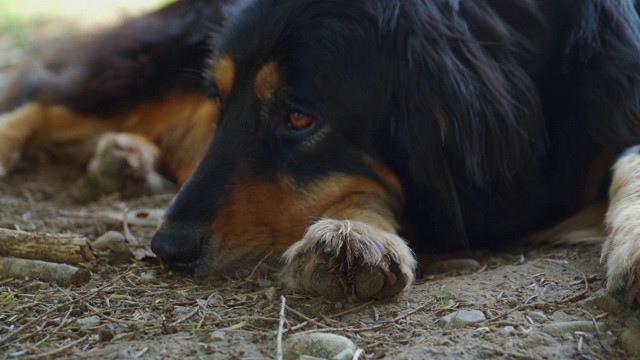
[283,333,356,360]
[503,326,516,336]
[138,272,156,284]
[98,326,115,342]
[209,330,226,341]
[439,310,486,328]
[92,231,132,262]
[541,321,607,336]
[172,306,192,316]
[621,327,640,357]
[527,311,550,323]
[76,315,101,329]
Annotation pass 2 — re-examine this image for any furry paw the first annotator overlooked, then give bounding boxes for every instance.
[602,146,640,306]
[602,234,640,305]
[281,219,416,300]
[72,133,174,201]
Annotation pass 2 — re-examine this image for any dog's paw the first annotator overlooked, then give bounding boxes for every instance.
[602,234,640,305]
[72,133,174,201]
[281,219,416,300]
[602,148,640,306]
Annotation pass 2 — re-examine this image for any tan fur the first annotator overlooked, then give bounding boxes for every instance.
[200,168,404,272]
[0,92,217,184]
[602,150,640,303]
[524,201,607,244]
[254,60,281,101]
[211,55,236,98]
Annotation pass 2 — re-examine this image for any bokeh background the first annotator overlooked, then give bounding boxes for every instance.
[0,0,167,70]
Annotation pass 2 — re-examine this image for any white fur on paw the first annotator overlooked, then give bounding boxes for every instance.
[602,149,640,304]
[281,218,416,300]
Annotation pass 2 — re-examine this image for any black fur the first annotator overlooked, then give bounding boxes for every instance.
[4,0,640,272]
[159,0,640,261]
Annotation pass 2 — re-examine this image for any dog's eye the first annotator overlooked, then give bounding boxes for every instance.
[288,111,314,131]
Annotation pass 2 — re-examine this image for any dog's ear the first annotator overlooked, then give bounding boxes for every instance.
[395,2,548,187]
[378,1,549,246]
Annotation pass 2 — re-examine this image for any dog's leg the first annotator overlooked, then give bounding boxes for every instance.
[281,194,416,301]
[602,145,640,305]
[0,103,112,177]
[71,132,175,202]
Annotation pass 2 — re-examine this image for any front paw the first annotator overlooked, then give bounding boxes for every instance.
[602,234,640,305]
[281,219,416,301]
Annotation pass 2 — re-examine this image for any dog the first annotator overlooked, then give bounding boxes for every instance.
[2,0,640,303]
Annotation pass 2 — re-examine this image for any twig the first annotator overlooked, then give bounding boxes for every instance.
[543,259,590,292]
[0,270,131,346]
[83,301,155,327]
[481,302,549,324]
[328,301,374,319]
[20,336,88,360]
[578,309,602,336]
[0,228,94,264]
[285,305,329,329]
[298,300,433,334]
[276,296,286,360]
[122,208,138,246]
[0,257,91,285]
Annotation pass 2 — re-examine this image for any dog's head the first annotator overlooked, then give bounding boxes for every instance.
[151,0,546,275]
[151,0,406,275]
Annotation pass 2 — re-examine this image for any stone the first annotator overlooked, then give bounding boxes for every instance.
[527,311,551,323]
[283,333,356,360]
[439,310,486,328]
[541,321,607,336]
[76,315,101,329]
[209,330,226,341]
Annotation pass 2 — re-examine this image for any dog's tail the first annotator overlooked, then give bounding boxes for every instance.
[523,201,607,245]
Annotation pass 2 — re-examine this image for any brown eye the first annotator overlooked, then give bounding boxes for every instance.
[288,111,314,130]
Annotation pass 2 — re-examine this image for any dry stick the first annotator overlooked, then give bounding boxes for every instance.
[543,259,590,292]
[276,296,286,360]
[481,301,550,325]
[0,228,94,265]
[0,257,91,286]
[0,270,131,347]
[280,300,377,332]
[20,336,88,360]
[32,306,75,348]
[577,309,602,336]
[83,302,155,327]
[285,305,330,329]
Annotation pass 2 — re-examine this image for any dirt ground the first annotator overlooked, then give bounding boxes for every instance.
[1,6,640,360]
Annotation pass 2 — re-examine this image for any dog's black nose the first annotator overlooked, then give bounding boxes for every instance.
[151,226,203,273]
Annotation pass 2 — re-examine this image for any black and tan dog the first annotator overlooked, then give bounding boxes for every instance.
[2,0,640,303]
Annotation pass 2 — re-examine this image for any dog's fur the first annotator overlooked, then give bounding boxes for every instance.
[2,0,640,302]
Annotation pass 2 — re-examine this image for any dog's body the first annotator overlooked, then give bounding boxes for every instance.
[2,0,640,302]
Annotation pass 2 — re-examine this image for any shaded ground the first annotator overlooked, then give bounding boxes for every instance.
[1,5,639,360]
[1,153,638,359]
